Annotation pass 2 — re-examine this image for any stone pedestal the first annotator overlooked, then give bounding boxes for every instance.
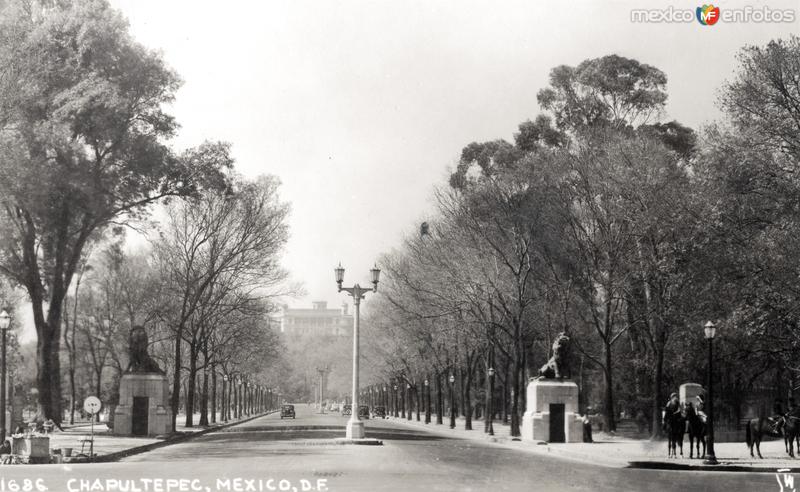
[521,378,583,443]
[345,419,365,439]
[113,373,171,436]
[680,383,704,406]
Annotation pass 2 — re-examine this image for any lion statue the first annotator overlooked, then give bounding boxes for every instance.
[538,332,571,379]
[126,325,164,374]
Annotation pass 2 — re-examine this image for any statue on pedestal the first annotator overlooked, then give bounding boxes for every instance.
[538,332,571,379]
[126,325,164,374]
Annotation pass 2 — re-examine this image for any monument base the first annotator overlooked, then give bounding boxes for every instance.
[680,382,704,406]
[114,373,172,437]
[345,419,365,439]
[521,378,583,443]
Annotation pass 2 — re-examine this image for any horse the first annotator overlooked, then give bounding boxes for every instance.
[685,402,706,459]
[746,417,782,459]
[663,406,685,458]
[783,408,800,457]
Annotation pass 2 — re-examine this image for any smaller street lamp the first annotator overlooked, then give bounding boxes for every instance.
[0,310,11,442]
[487,367,495,436]
[449,374,456,429]
[424,379,431,424]
[406,383,412,421]
[703,321,718,465]
[222,374,229,422]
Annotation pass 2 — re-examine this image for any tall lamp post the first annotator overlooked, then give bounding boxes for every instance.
[0,310,11,442]
[704,321,718,465]
[449,374,456,429]
[335,263,380,439]
[487,367,495,436]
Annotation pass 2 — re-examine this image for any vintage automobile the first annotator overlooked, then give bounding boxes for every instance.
[372,406,387,419]
[280,404,295,419]
[358,405,370,419]
[342,404,352,416]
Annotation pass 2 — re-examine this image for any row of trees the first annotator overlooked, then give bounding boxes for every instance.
[60,175,291,430]
[0,0,292,428]
[363,37,800,438]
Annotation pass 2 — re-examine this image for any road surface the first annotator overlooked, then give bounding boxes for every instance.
[0,404,792,492]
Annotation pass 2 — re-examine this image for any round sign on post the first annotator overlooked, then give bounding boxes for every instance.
[83,396,102,415]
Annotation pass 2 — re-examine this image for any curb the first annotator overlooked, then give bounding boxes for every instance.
[627,460,800,473]
[90,411,278,463]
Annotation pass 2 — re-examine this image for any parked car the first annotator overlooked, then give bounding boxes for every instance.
[342,404,352,416]
[372,406,387,419]
[280,404,295,419]
[358,405,370,419]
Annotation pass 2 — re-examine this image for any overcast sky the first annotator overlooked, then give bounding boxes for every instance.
[91,0,798,315]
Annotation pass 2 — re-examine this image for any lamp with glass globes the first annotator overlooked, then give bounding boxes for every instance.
[334,262,380,440]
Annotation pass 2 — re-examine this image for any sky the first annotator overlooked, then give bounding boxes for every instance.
[86,0,798,315]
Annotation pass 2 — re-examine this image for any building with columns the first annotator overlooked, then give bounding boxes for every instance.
[277,301,352,337]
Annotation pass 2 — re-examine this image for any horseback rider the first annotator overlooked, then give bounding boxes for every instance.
[662,392,680,430]
[767,398,785,435]
[696,393,707,424]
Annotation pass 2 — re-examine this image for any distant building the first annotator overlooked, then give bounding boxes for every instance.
[278,301,352,337]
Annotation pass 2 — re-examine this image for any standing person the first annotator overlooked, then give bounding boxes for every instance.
[662,393,680,432]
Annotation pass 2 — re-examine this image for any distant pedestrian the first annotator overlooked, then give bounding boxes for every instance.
[582,414,593,443]
[0,439,10,455]
[635,409,647,433]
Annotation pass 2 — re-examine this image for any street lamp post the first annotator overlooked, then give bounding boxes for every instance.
[393,384,399,417]
[424,379,431,424]
[0,310,11,442]
[415,382,420,421]
[222,375,229,422]
[449,374,456,429]
[335,263,380,439]
[487,367,495,436]
[704,321,718,465]
[406,384,412,421]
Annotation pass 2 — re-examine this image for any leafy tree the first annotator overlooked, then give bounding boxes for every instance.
[537,55,667,131]
[0,0,230,422]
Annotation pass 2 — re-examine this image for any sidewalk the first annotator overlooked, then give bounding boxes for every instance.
[22,411,275,463]
[385,413,800,472]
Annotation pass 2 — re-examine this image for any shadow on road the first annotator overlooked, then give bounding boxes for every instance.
[204,425,450,442]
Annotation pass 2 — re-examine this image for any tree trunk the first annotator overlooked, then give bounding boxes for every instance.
[464,366,473,431]
[185,346,197,427]
[199,364,209,427]
[650,342,665,439]
[211,366,217,424]
[510,337,523,437]
[604,341,616,432]
[171,331,182,432]
[459,367,466,418]
[35,321,64,424]
[436,372,443,425]
[94,368,103,423]
[68,367,76,425]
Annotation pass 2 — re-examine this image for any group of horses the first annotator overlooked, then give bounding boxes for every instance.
[663,401,800,459]
[662,401,707,459]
